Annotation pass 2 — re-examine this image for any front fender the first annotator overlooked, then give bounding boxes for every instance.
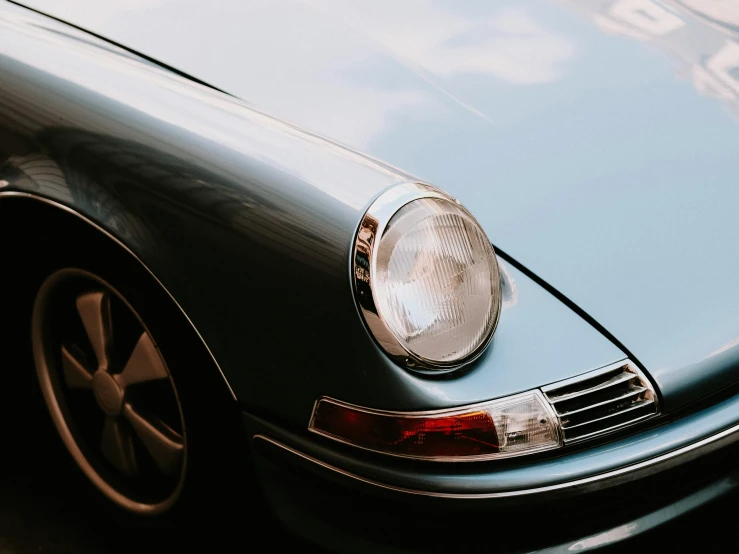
[0,3,624,428]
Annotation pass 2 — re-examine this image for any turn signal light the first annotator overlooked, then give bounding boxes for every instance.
[309,392,561,461]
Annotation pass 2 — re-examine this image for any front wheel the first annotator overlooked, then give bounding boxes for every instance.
[32,267,187,515]
[26,247,260,541]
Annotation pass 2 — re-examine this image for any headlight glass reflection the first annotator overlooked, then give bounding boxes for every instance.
[373,197,499,365]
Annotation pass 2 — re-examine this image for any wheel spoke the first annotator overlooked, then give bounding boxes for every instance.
[60,345,93,389]
[117,332,168,388]
[76,292,112,372]
[123,403,184,476]
[101,417,138,477]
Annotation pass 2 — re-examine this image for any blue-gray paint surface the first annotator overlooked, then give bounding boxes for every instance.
[13,0,739,410]
[246,374,739,496]
[0,4,623,428]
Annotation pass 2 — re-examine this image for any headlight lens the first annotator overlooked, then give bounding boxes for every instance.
[354,183,501,370]
[376,198,498,363]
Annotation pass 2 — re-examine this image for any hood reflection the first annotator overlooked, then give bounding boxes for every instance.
[564,0,739,119]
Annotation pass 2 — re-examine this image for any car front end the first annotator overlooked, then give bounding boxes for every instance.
[3,0,739,551]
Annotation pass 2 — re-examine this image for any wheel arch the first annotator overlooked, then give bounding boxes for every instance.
[0,191,236,401]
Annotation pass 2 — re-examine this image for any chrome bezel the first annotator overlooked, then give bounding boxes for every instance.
[352,182,502,372]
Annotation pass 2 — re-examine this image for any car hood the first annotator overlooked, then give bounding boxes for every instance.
[17,0,739,410]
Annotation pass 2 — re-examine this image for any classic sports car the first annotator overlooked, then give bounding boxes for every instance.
[2,0,739,550]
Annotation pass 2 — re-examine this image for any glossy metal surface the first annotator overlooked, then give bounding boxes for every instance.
[256,412,739,498]
[256,428,739,552]
[539,468,739,552]
[0,191,236,400]
[20,0,739,410]
[542,359,659,443]
[307,360,660,460]
[0,3,625,428]
[353,182,501,371]
[247,381,739,497]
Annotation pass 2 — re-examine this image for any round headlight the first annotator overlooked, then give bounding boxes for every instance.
[353,183,501,370]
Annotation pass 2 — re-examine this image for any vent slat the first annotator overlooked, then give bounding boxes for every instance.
[553,383,647,416]
[563,413,656,443]
[556,386,647,417]
[546,371,637,404]
[561,399,654,430]
[542,361,659,445]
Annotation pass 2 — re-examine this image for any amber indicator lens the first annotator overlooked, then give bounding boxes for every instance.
[309,393,561,461]
[311,400,498,458]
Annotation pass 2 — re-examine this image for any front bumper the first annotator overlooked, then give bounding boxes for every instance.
[243,387,739,552]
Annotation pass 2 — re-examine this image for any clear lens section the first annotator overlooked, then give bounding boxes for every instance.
[491,392,561,454]
[309,392,561,461]
[374,198,499,365]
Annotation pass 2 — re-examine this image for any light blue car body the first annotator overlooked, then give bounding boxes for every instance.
[2,0,739,551]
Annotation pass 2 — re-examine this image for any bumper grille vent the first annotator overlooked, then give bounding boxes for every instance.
[542,361,659,444]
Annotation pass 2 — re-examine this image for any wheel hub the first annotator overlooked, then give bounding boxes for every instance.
[92,371,124,416]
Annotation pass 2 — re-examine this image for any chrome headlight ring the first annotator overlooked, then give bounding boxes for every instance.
[353,182,502,372]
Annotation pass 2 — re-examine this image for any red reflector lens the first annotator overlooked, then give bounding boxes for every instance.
[310,399,499,459]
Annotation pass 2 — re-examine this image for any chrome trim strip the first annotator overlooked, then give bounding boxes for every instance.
[542,359,631,393]
[561,400,655,430]
[557,387,646,416]
[254,418,739,499]
[546,372,636,404]
[352,181,502,372]
[563,413,657,444]
[0,191,237,400]
[306,360,657,461]
[309,390,550,419]
[543,360,659,444]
